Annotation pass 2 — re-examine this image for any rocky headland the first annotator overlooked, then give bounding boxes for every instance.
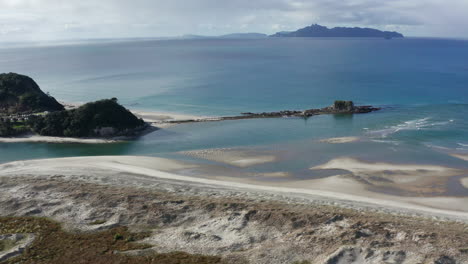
[0,73,149,139]
[0,73,64,115]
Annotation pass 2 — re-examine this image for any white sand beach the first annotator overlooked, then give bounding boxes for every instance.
[62,101,212,123]
[1,155,466,222]
[0,102,209,143]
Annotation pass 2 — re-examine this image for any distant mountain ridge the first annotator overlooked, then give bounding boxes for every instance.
[271,24,404,38]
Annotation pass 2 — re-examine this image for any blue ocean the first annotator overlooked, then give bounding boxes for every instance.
[0,37,467,174]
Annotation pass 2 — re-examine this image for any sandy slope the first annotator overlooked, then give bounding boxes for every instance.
[0,155,467,263]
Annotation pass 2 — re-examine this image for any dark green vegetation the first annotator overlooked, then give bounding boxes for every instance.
[0,73,64,114]
[0,120,29,137]
[0,73,147,138]
[28,98,146,137]
[0,217,224,264]
[333,100,355,111]
[271,24,404,38]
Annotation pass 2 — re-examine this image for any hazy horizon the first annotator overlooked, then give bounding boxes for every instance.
[1,0,468,42]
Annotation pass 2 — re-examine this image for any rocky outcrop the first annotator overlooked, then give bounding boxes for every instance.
[233,101,380,119]
[167,101,380,124]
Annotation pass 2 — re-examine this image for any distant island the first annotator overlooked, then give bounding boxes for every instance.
[271,24,404,38]
[179,24,403,40]
[0,73,147,138]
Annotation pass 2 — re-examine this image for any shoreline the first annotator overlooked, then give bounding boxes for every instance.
[1,155,466,222]
[0,125,158,144]
[64,100,381,125]
[0,101,380,144]
[0,101,201,144]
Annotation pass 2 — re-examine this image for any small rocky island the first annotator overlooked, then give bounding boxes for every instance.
[0,73,147,138]
[271,24,404,38]
[169,100,381,124]
[235,100,380,119]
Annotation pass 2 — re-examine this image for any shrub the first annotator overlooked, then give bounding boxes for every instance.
[333,100,354,111]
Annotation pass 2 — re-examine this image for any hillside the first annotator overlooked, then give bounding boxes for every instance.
[0,73,64,114]
[271,24,404,38]
[28,98,146,137]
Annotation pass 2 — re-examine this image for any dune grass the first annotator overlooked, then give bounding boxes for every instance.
[0,217,224,264]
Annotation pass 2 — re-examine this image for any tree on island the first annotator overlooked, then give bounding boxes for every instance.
[333,100,355,112]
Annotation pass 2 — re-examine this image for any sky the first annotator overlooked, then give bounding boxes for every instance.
[1,0,468,41]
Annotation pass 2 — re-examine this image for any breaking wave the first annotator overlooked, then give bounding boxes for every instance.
[367,117,454,138]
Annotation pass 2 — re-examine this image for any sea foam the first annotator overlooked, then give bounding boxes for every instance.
[367,117,453,138]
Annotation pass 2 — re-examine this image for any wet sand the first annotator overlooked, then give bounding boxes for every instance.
[1,156,466,221]
[462,178,468,188]
[180,148,276,167]
[452,153,468,161]
[318,137,360,144]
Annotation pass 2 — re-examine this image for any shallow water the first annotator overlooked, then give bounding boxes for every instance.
[0,38,467,197]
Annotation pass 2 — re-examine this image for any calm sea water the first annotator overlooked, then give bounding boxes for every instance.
[0,37,467,172]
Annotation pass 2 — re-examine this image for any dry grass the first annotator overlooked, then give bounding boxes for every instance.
[0,217,224,264]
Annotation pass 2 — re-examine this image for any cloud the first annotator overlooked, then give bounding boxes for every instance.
[0,0,467,41]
